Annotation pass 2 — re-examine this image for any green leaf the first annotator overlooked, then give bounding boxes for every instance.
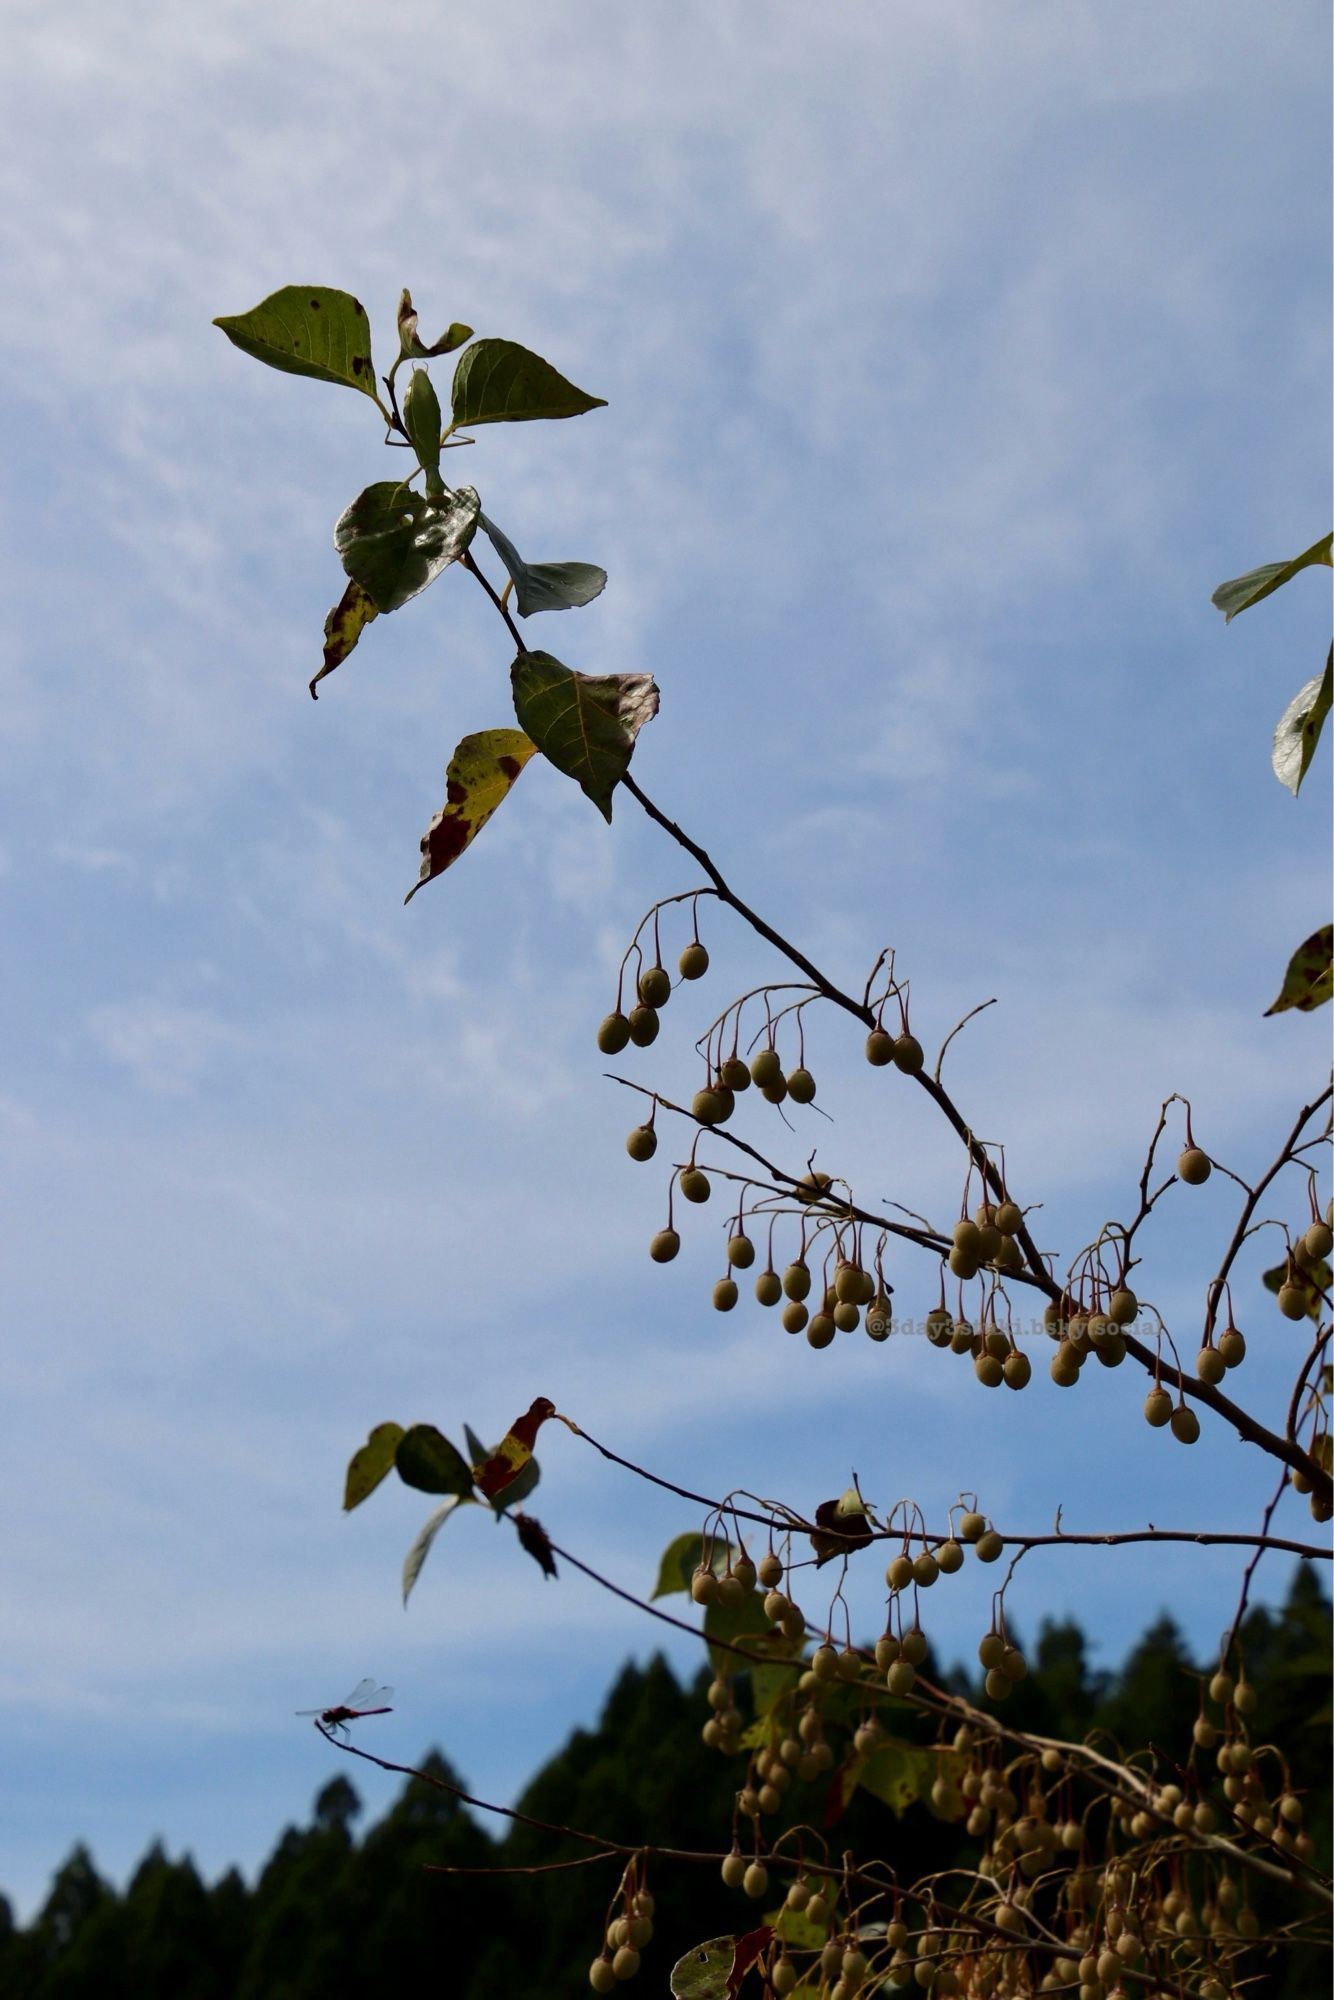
[395,1424,477,1497]
[651,1531,733,1599]
[464,1423,488,1466]
[1264,926,1333,1015]
[511,650,659,821]
[334,482,479,614]
[402,1496,471,1604]
[343,1422,404,1511]
[704,1588,773,1680]
[751,1657,803,1718]
[402,368,444,483]
[214,286,378,399]
[397,289,473,360]
[766,1905,830,1950]
[1272,648,1333,795]
[1211,532,1333,621]
[478,514,607,617]
[406,729,538,902]
[859,1739,937,1816]
[451,338,606,427]
[311,579,379,699]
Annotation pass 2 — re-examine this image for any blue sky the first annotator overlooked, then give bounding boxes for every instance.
[3,0,1330,1922]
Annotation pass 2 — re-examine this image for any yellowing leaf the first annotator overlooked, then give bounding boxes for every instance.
[1265,926,1333,1015]
[311,579,379,698]
[343,1421,404,1511]
[405,729,538,902]
[859,1739,937,1815]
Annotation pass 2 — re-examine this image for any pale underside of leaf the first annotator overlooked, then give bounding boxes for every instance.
[402,1496,470,1604]
[478,513,606,617]
[1271,647,1333,794]
[1211,531,1333,621]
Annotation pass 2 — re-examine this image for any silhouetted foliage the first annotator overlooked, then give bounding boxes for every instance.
[1,1569,1327,2000]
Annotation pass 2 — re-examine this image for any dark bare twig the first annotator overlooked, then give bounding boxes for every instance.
[463,547,527,655]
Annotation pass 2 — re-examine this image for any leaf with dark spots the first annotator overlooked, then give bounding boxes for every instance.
[343,1422,404,1510]
[451,339,606,427]
[397,289,473,360]
[1264,925,1333,1015]
[311,579,379,697]
[478,513,607,617]
[511,650,658,820]
[513,1511,558,1579]
[669,1930,772,2000]
[334,482,479,614]
[214,286,378,399]
[858,1739,947,1816]
[670,1931,771,2000]
[809,1493,874,1566]
[405,729,538,901]
[473,1396,556,1499]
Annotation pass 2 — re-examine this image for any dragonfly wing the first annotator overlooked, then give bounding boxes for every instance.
[339,1677,381,1710]
[352,1684,394,1711]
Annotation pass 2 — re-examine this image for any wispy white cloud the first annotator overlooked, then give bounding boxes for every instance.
[1,0,1328,1924]
[83,999,250,1095]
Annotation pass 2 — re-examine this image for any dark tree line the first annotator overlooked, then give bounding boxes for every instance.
[4,1567,1327,2000]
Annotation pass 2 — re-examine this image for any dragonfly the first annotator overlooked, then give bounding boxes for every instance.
[296,1678,394,1740]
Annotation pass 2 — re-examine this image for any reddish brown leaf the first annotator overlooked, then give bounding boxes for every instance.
[728,1927,773,1999]
[809,1495,874,1566]
[475,1396,556,1499]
